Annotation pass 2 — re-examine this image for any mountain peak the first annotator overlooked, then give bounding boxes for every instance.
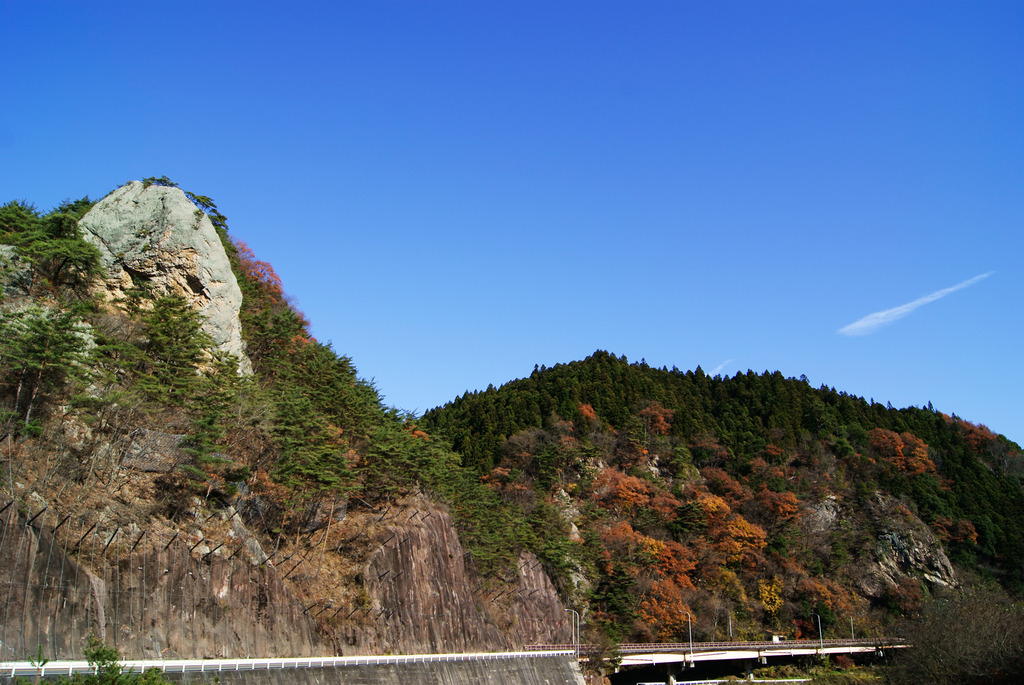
[80,181,251,372]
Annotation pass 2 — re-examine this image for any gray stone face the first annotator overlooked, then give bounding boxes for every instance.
[0,244,33,297]
[79,181,252,373]
[801,491,957,601]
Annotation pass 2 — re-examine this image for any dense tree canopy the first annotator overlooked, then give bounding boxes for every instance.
[422,351,1024,640]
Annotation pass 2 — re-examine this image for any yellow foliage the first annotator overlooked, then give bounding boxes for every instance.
[697,491,732,520]
[758,576,784,620]
[639,536,666,560]
[708,568,748,604]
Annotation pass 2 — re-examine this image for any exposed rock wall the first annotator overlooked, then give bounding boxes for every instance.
[0,487,569,662]
[0,245,33,297]
[167,656,585,685]
[801,491,956,601]
[333,494,567,655]
[78,181,251,373]
[0,504,322,661]
[863,491,956,594]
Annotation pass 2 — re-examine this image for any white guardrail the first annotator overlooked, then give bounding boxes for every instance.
[0,650,575,679]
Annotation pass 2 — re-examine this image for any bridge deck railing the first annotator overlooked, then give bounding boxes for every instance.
[527,638,905,654]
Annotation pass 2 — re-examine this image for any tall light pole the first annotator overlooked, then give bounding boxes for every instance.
[683,611,693,667]
[564,608,579,659]
[811,613,823,651]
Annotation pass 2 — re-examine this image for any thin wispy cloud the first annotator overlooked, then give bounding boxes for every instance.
[711,359,734,375]
[838,272,994,337]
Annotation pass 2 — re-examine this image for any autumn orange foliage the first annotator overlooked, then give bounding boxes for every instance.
[956,419,998,452]
[638,580,695,640]
[593,468,680,520]
[690,487,767,569]
[933,516,979,546]
[755,486,800,523]
[701,467,747,506]
[763,443,786,463]
[233,238,285,300]
[638,401,674,436]
[869,428,936,476]
[232,237,314,345]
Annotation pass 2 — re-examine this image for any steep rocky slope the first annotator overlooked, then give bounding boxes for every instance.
[0,181,568,661]
[0,462,567,660]
[0,500,321,660]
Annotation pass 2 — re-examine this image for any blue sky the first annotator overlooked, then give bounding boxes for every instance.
[3,2,1022,444]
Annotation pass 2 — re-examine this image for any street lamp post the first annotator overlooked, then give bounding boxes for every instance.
[564,609,579,660]
[683,611,693,667]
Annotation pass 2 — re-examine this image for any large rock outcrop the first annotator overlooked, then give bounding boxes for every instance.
[801,492,957,601]
[79,182,251,373]
[343,493,568,655]
[863,492,957,594]
[0,479,569,661]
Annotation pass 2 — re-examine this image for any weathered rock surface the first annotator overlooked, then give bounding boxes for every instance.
[0,504,321,661]
[802,491,956,600]
[256,490,568,655]
[0,483,568,661]
[160,656,585,685]
[863,492,957,595]
[342,494,567,655]
[0,659,586,685]
[79,182,251,373]
[0,245,33,297]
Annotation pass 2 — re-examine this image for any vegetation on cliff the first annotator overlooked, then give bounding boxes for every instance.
[0,181,533,582]
[3,181,1024,672]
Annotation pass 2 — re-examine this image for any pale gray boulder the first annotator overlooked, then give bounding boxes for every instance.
[79,181,252,373]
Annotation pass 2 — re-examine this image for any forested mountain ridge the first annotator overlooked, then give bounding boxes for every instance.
[422,351,1024,641]
[2,180,1023,679]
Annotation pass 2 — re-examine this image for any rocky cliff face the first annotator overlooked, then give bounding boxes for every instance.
[0,473,568,661]
[863,491,957,595]
[78,182,251,373]
[801,491,956,601]
[1,181,570,661]
[333,493,568,655]
[0,499,321,661]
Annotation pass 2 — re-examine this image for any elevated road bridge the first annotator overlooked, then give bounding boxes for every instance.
[531,637,906,668]
[616,638,904,667]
